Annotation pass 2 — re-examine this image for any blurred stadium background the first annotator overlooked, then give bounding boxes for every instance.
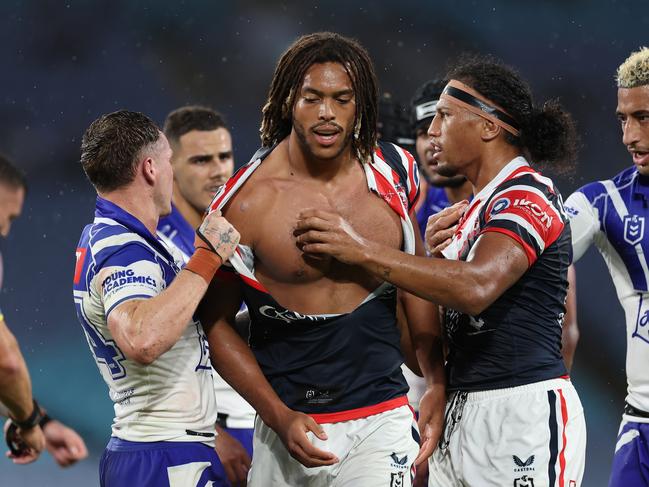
[0,0,645,484]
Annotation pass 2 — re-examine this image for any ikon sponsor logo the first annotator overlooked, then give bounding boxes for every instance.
[513,198,554,228]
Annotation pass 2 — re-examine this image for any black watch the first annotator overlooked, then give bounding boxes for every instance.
[12,399,43,430]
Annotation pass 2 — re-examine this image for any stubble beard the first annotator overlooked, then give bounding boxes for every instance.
[293,120,353,162]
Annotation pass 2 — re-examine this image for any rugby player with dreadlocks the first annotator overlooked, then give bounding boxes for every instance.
[200,32,445,486]
[297,57,588,486]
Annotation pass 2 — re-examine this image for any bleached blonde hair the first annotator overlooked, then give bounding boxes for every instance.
[617,47,649,88]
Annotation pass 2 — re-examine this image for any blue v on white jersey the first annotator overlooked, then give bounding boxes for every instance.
[73,197,217,444]
[565,166,649,413]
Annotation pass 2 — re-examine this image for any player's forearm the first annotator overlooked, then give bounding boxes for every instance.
[0,322,35,420]
[359,242,493,315]
[401,293,446,388]
[208,322,290,430]
[111,270,209,364]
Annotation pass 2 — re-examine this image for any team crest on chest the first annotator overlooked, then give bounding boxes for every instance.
[624,214,645,245]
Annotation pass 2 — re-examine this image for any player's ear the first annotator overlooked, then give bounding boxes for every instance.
[481,119,500,142]
[141,157,156,185]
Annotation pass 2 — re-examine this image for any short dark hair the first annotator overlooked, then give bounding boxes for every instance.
[80,110,161,192]
[260,32,379,163]
[447,56,578,171]
[163,106,227,145]
[0,154,27,191]
[410,79,447,131]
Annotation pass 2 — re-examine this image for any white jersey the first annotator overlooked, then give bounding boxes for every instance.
[73,197,217,444]
[157,204,256,429]
[565,166,649,412]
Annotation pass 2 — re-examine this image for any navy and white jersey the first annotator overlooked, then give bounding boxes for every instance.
[157,205,256,429]
[206,142,418,420]
[416,185,450,239]
[73,197,217,443]
[565,166,649,413]
[441,157,569,391]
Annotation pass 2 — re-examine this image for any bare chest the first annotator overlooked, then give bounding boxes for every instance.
[251,181,403,284]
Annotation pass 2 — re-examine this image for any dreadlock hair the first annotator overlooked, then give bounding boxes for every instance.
[260,32,379,163]
[447,55,578,172]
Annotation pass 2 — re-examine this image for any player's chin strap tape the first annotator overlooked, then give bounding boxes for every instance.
[441,79,521,137]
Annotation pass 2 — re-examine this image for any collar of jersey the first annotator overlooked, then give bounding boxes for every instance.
[473,156,530,203]
[95,196,176,264]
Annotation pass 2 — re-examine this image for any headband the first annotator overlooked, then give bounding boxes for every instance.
[440,79,521,137]
[414,99,439,123]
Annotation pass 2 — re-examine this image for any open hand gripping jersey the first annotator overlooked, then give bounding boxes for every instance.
[441,157,570,391]
[73,197,217,444]
[565,167,649,413]
[158,206,256,429]
[207,142,419,420]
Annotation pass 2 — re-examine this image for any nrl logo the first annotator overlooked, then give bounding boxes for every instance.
[514,475,535,487]
[624,214,645,245]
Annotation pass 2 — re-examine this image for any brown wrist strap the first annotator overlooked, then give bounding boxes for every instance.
[185,247,223,284]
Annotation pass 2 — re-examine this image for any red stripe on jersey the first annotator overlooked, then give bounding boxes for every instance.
[503,165,535,183]
[240,274,269,293]
[369,165,407,219]
[504,166,557,195]
[486,189,564,249]
[481,227,537,267]
[558,389,569,487]
[308,395,409,424]
[209,164,252,214]
[74,247,87,285]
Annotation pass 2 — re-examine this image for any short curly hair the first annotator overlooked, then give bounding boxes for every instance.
[617,47,649,88]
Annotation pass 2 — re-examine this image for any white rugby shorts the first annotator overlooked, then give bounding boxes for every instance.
[429,378,586,487]
[248,404,420,487]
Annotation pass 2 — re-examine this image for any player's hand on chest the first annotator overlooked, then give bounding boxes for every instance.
[253,180,403,282]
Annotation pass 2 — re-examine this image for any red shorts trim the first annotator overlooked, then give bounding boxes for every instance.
[307,395,409,424]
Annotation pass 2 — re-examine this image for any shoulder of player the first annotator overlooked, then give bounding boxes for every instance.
[89,225,156,267]
[374,141,416,176]
[568,166,635,201]
[492,171,560,204]
[221,151,288,227]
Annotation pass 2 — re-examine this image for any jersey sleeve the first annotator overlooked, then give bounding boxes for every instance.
[97,243,165,317]
[400,147,421,210]
[564,190,600,262]
[480,182,565,267]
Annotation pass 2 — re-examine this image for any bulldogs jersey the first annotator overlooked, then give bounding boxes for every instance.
[441,157,570,391]
[207,142,419,419]
[416,185,450,239]
[565,167,649,413]
[73,197,217,444]
[158,205,256,429]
